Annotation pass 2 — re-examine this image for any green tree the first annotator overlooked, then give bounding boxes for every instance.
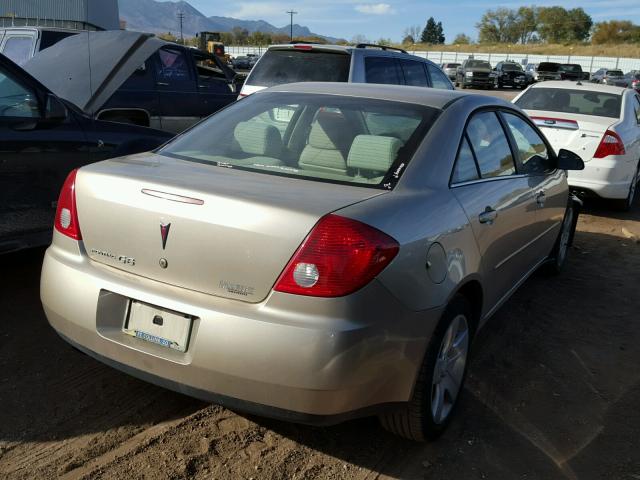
[231,27,249,45]
[403,25,422,44]
[421,17,438,43]
[565,8,592,42]
[515,6,538,44]
[476,8,519,43]
[453,33,472,45]
[537,7,569,43]
[436,21,445,44]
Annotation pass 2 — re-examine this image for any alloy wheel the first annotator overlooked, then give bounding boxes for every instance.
[431,314,469,424]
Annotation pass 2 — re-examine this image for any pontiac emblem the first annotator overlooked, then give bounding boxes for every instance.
[160,223,171,250]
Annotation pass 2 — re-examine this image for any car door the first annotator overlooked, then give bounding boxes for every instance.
[153,47,200,133]
[499,110,568,264]
[191,51,237,116]
[450,110,543,310]
[0,57,89,251]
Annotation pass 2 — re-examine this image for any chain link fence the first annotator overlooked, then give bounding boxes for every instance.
[226,45,640,74]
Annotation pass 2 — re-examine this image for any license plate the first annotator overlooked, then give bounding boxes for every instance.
[124,301,193,352]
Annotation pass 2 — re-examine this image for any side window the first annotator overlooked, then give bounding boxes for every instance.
[1,36,33,65]
[0,69,39,118]
[399,60,428,87]
[501,112,553,175]
[364,57,402,85]
[452,136,479,183]
[466,112,516,178]
[119,61,155,91]
[426,64,453,90]
[635,95,640,125]
[155,48,193,84]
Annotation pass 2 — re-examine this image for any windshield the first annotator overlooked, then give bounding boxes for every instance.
[246,49,350,87]
[515,88,622,119]
[161,92,439,189]
[466,60,491,69]
[502,63,522,71]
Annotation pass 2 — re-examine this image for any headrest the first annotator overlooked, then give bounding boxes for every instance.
[308,111,352,151]
[347,135,403,172]
[234,121,282,157]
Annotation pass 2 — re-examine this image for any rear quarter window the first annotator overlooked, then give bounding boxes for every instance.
[246,50,350,87]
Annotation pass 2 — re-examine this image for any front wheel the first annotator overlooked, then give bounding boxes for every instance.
[379,295,472,441]
[545,202,576,275]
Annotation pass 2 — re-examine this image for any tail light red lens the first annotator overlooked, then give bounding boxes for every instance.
[594,130,626,158]
[274,214,399,297]
[54,169,82,240]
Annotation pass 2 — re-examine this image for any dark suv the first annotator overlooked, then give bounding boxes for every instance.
[239,43,454,97]
[493,61,528,89]
[455,59,496,89]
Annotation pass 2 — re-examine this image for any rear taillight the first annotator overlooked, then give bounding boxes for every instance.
[293,44,313,50]
[594,130,626,158]
[54,169,82,240]
[274,214,399,297]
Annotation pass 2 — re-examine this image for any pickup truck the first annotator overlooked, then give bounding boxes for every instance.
[559,64,589,81]
[455,59,496,89]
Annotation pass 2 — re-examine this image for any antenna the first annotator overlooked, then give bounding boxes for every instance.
[286,10,298,41]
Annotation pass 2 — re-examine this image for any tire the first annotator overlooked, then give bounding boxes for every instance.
[613,162,639,211]
[544,201,576,275]
[379,295,472,441]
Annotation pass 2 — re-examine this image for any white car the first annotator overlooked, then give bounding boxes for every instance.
[514,81,640,210]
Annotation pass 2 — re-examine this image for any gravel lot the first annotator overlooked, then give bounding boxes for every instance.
[1,87,639,479]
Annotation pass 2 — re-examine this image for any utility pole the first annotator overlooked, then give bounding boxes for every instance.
[177,11,185,44]
[286,10,297,41]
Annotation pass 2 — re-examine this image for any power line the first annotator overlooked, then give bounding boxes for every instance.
[286,10,298,41]
[177,11,185,44]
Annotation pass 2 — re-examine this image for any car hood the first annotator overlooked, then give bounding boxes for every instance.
[22,30,166,115]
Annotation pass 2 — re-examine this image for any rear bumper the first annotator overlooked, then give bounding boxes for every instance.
[41,238,441,422]
[568,156,637,200]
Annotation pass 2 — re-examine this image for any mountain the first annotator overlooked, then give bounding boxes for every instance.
[117,0,338,42]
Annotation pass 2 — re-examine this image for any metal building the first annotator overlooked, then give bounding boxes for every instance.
[0,0,119,30]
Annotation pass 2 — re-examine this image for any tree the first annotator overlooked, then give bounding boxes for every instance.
[231,27,249,45]
[476,8,519,43]
[453,33,472,45]
[403,25,422,44]
[515,6,538,44]
[421,17,438,43]
[402,35,415,44]
[592,20,640,44]
[565,8,592,42]
[377,38,392,46]
[436,21,445,44]
[351,34,369,45]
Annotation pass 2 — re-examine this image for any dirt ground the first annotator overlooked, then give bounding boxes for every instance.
[0,195,638,480]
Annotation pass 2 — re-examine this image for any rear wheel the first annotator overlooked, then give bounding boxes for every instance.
[379,295,472,441]
[614,162,639,211]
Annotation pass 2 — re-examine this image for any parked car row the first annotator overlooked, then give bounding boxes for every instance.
[2,34,640,444]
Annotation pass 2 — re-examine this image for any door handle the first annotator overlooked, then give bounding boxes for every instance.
[536,190,546,207]
[479,206,498,224]
[156,82,169,86]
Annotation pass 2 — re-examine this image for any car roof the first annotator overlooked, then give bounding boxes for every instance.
[266,43,422,59]
[260,81,501,109]
[527,81,626,95]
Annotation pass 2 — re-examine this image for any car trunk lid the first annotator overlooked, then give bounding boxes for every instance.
[75,153,385,303]
[525,110,619,162]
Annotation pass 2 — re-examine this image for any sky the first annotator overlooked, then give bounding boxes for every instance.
[185,0,640,42]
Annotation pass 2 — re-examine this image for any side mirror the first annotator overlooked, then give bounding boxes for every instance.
[557,149,585,170]
[44,94,67,122]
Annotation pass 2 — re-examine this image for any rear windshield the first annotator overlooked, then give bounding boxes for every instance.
[515,88,622,118]
[161,92,439,189]
[465,60,491,69]
[560,64,581,73]
[444,63,459,68]
[246,49,350,87]
[538,62,560,72]
[607,70,623,77]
